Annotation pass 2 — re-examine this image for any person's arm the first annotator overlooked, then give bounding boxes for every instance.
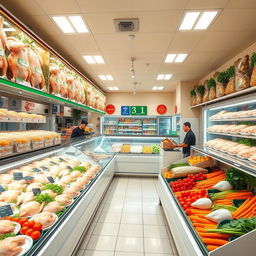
[177,143,188,148]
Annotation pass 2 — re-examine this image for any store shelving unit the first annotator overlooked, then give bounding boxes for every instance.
[0,119,46,123]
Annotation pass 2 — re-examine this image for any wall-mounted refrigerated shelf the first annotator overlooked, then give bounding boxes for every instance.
[207,132,256,140]
[0,119,46,123]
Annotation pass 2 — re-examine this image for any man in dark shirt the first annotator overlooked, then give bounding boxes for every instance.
[177,122,196,158]
[71,119,88,138]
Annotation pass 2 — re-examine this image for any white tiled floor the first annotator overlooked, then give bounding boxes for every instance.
[76,177,179,256]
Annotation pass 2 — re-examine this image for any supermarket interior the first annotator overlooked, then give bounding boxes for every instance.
[0,1,256,256]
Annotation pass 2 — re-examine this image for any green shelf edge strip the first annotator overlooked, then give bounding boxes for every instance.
[0,78,105,115]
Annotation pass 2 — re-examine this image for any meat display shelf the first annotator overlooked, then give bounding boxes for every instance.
[191,86,256,109]
[192,146,256,177]
[0,78,105,115]
[0,119,46,123]
[209,118,256,122]
[207,131,256,139]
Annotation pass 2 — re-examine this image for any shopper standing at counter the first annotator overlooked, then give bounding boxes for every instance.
[71,119,88,138]
[176,122,196,158]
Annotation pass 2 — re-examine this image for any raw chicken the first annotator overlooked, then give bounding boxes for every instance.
[77,176,90,185]
[17,192,34,205]
[8,182,27,192]
[49,64,62,95]
[70,171,82,178]
[240,125,256,134]
[237,147,256,159]
[0,220,15,236]
[32,212,56,229]
[59,169,70,177]
[69,182,84,191]
[84,162,91,169]
[0,174,13,184]
[55,195,72,206]
[66,74,75,100]
[7,169,21,175]
[7,37,31,84]
[67,159,81,168]
[19,166,33,173]
[34,175,48,184]
[0,236,25,256]
[0,17,8,77]
[41,190,57,197]
[42,201,63,213]
[59,68,67,97]
[63,188,80,198]
[20,201,42,217]
[26,183,43,192]
[28,48,45,90]
[0,190,20,203]
[59,175,74,184]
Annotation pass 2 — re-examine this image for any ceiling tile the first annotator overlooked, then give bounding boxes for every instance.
[35,0,81,14]
[226,0,256,9]
[185,0,229,9]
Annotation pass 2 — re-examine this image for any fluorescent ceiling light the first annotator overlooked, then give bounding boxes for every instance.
[179,12,200,30]
[157,74,165,80]
[94,56,105,64]
[165,54,176,63]
[106,75,113,80]
[174,54,188,63]
[3,28,16,32]
[113,87,119,90]
[52,16,75,33]
[194,11,218,30]
[68,16,88,33]
[99,75,107,80]
[83,56,95,64]
[164,74,172,80]
[158,86,164,90]
[108,87,114,90]
[152,86,164,91]
[152,87,158,90]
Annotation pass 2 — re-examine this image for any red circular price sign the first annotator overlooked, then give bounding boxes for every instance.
[106,104,115,114]
[157,104,167,114]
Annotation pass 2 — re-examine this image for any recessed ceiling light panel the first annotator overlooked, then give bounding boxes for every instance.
[106,75,113,80]
[165,54,176,63]
[174,54,188,63]
[68,16,88,33]
[52,16,75,33]
[157,74,165,80]
[194,11,218,30]
[94,56,105,64]
[179,12,200,30]
[83,56,95,64]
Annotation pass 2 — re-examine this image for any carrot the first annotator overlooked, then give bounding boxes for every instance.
[202,238,229,246]
[199,232,230,239]
[207,245,220,251]
[233,197,254,218]
[192,217,216,225]
[193,223,217,228]
[195,227,207,232]
[235,199,256,218]
[189,209,212,214]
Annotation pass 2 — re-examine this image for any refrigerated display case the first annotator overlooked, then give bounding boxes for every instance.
[0,137,115,256]
[158,116,172,135]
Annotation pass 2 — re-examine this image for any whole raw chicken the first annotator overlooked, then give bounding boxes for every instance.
[28,48,45,90]
[69,182,84,191]
[26,182,43,192]
[20,201,42,217]
[55,195,72,206]
[17,192,34,205]
[42,201,63,213]
[0,190,20,203]
[0,220,15,236]
[66,74,75,100]
[49,64,62,95]
[63,188,80,198]
[0,17,8,77]
[8,182,27,192]
[32,212,56,229]
[7,37,31,84]
[59,68,67,97]
[0,236,25,256]
[0,173,13,184]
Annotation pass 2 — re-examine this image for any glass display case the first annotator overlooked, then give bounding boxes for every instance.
[0,138,115,256]
[158,116,172,135]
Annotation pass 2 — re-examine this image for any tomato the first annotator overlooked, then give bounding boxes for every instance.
[19,218,28,226]
[27,221,36,229]
[25,228,34,236]
[30,231,41,240]
[33,223,42,231]
[23,222,30,228]
[20,226,29,235]
[12,217,20,223]
[4,216,12,221]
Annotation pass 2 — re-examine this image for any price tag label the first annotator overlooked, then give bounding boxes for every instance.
[32,168,42,172]
[41,166,49,170]
[50,161,57,165]
[13,172,23,180]
[0,205,13,218]
[23,176,34,181]
[66,166,72,170]
[0,185,6,192]
[32,188,41,196]
[47,177,55,183]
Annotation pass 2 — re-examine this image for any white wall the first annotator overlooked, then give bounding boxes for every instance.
[106,92,175,116]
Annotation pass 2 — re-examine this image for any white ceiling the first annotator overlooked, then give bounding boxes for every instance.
[1,0,256,92]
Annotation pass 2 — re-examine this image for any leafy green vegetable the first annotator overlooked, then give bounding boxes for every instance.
[43,184,64,195]
[190,89,196,97]
[250,53,256,67]
[35,193,55,204]
[207,78,216,88]
[207,216,256,236]
[196,85,205,95]
[238,138,256,146]
[217,71,229,85]
[71,166,87,173]
[226,168,256,191]
[167,162,189,171]
[56,208,67,218]
[226,66,235,78]
[0,233,16,240]
[152,145,160,154]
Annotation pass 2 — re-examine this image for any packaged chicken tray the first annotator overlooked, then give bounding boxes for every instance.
[0,137,13,157]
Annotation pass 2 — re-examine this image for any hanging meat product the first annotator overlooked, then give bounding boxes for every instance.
[59,68,67,98]
[66,73,75,100]
[86,86,92,106]
[80,79,86,104]
[28,48,45,90]
[49,64,62,95]
[0,17,8,77]
[7,37,31,84]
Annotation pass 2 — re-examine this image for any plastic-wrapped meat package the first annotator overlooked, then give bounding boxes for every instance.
[209,110,228,120]
[229,125,248,134]
[28,48,45,90]
[240,125,256,134]
[235,55,250,91]
[49,64,62,95]
[237,147,256,159]
[7,37,31,84]
[227,144,249,155]
[0,17,8,77]
[219,141,238,152]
